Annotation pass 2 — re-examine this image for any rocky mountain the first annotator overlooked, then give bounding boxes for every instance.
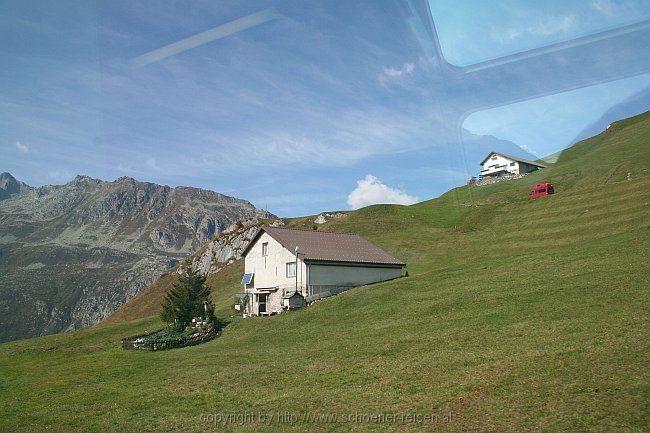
[0,173,273,342]
[0,172,33,200]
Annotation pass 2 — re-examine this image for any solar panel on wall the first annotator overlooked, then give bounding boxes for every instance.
[241,273,254,285]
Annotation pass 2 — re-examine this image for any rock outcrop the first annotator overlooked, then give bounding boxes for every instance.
[314,212,347,225]
[182,224,262,276]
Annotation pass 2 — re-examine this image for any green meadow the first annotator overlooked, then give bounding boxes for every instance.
[1,113,648,432]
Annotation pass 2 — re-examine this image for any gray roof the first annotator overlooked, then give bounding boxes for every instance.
[244,227,405,267]
[479,151,546,168]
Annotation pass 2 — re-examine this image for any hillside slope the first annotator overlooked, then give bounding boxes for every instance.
[0,112,648,432]
[0,175,272,342]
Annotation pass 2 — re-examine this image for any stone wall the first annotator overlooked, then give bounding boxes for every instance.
[473,172,529,187]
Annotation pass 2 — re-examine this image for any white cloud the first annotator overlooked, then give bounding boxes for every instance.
[15,141,29,153]
[347,174,418,210]
[379,62,415,82]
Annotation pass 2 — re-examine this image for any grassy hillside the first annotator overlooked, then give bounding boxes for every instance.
[1,112,648,432]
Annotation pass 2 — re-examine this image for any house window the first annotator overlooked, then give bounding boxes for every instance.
[510,162,515,166]
[286,262,296,278]
[491,156,497,160]
[262,242,268,256]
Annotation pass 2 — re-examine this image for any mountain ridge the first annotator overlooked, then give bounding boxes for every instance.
[0,173,273,342]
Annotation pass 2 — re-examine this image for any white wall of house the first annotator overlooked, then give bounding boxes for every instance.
[244,232,306,315]
[481,153,519,176]
[481,153,543,177]
[245,232,307,291]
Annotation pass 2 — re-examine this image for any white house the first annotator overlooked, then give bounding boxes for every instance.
[238,227,405,316]
[480,152,546,178]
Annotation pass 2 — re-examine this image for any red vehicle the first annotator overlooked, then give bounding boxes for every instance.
[529,183,555,198]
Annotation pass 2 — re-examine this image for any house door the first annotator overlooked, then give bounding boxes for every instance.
[258,293,268,314]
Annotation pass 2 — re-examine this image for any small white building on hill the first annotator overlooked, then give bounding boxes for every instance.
[238,227,405,316]
[480,152,546,178]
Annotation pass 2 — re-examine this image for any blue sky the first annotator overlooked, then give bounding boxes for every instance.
[2,0,649,216]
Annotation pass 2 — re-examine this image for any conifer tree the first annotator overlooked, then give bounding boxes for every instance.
[160,267,215,330]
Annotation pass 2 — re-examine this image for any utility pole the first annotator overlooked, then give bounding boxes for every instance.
[294,246,299,295]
